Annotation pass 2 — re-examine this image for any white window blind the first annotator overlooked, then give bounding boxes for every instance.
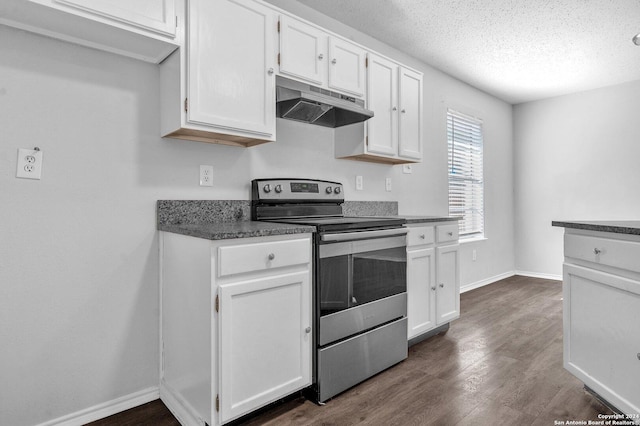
[447,109,484,238]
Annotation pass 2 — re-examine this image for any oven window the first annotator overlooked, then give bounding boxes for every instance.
[353,247,406,305]
[319,245,406,316]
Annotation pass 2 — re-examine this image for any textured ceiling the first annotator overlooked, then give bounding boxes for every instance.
[295,0,640,104]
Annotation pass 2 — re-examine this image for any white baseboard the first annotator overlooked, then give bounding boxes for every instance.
[460,271,515,293]
[36,386,159,426]
[160,380,204,426]
[515,270,562,281]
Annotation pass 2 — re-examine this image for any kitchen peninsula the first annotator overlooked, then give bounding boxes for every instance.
[552,220,640,421]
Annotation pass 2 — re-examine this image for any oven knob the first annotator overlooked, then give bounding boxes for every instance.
[263,184,272,193]
[325,186,333,194]
[334,187,341,194]
[274,184,282,193]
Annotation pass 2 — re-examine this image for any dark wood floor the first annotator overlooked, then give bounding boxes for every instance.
[89,275,610,426]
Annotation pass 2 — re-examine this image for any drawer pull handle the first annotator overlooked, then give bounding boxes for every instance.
[593,248,601,255]
[305,327,312,334]
[447,232,453,236]
[268,253,275,260]
[419,234,425,239]
[439,283,444,288]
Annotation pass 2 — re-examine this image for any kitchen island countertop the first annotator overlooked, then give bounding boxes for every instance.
[552,220,640,235]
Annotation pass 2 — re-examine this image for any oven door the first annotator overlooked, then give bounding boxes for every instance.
[317,228,407,345]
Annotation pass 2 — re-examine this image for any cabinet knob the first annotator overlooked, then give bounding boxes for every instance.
[318,54,324,60]
[419,234,425,239]
[431,285,436,291]
[331,58,337,64]
[305,327,311,334]
[268,253,275,260]
[401,109,406,113]
[267,68,274,75]
[392,106,398,111]
[637,353,640,360]
[439,283,444,288]
[593,248,601,255]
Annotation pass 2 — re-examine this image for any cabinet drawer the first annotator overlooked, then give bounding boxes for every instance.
[436,224,459,243]
[406,226,434,247]
[565,233,640,274]
[218,237,310,277]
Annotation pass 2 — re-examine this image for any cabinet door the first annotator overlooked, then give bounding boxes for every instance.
[40,0,176,37]
[187,0,276,137]
[218,270,312,423]
[328,37,366,97]
[398,67,423,160]
[563,264,640,417]
[436,244,460,325]
[279,15,327,86]
[366,53,398,156]
[407,247,436,339]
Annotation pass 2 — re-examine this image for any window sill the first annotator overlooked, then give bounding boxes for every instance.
[459,236,487,244]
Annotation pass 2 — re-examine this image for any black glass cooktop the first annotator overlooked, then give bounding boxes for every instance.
[267,216,406,232]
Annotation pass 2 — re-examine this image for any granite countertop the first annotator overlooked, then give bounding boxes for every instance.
[552,220,640,235]
[159,221,315,240]
[157,199,457,240]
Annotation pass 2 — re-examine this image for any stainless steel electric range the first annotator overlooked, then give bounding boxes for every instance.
[251,178,408,403]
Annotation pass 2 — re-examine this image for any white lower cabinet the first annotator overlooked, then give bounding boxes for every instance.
[406,247,436,338]
[160,232,312,426]
[406,223,460,341]
[218,271,311,423]
[561,228,640,418]
[435,244,460,325]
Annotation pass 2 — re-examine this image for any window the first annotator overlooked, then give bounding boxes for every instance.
[447,109,484,239]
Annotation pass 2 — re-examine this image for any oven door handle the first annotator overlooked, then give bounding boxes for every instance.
[321,227,408,242]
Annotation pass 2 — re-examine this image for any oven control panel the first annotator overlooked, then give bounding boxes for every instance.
[252,178,344,201]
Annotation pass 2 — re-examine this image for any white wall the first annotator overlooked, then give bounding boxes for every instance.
[514,79,640,277]
[0,4,513,424]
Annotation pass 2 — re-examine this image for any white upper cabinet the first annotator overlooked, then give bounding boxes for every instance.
[279,15,327,86]
[42,0,177,37]
[366,53,399,156]
[367,53,424,162]
[0,0,178,63]
[278,15,366,98]
[335,52,423,165]
[328,37,367,97]
[398,67,423,160]
[188,0,276,138]
[160,0,277,147]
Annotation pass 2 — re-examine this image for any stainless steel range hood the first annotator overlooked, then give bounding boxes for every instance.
[276,76,373,128]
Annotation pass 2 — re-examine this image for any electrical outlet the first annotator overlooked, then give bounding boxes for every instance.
[16,148,43,180]
[200,165,213,187]
[355,175,363,191]
[402,164,413,174]
[472,249,477,261]
[385,177,392,192]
